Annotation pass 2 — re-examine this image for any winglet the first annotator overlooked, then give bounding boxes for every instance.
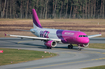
[4,33,6,36]
[4,33,10,36]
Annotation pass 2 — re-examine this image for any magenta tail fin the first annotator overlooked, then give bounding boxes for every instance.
[32,9,42,28]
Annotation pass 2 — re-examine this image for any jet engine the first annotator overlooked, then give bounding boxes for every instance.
[44,40,57,48]
[80,43,89,47]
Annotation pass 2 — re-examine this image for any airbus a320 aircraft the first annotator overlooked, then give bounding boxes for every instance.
[6,9,101,50]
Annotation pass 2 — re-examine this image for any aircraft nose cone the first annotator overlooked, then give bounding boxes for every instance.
[79,38,89,44]
[84,38,89,44]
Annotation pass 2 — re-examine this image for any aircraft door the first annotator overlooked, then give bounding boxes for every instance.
[73,33,77,41]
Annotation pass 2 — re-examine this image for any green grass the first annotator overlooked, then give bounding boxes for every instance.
[0,48,57,66]
[88,43,105,49]
[83,65,105,69]
[73,43,105,49]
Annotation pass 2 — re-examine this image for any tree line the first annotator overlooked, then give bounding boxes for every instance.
[0,0,105,19]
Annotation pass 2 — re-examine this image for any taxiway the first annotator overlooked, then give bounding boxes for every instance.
[0,38,105,69]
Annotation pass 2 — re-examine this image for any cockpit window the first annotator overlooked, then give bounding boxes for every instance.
[79,35,88,37]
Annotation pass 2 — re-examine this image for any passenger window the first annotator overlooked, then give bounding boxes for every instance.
[79,35,82,37]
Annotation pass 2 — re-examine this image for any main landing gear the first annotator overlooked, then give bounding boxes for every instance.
[47,47,52,49]
[68,44,73,49]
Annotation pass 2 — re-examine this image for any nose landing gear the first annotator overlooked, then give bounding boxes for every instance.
[47,47,52,49]
[78,45,82,51]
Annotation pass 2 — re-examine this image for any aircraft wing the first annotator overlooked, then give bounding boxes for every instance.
[5,34,61,42]
[88,34,102,38]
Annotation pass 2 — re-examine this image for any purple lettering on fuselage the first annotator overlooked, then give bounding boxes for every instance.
[56,30,68,43]
[40,31,50,38]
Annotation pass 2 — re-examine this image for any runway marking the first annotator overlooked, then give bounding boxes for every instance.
[95,52,101,53]
[55,52,105,55]
[102,53,105,54]
[55,52,77,54]
[17,40,34,44]
[26,57,105,69]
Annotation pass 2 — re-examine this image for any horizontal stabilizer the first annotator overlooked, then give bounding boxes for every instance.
[15,29,30,32]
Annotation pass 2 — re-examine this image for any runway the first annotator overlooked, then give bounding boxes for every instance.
[0,38,105,69]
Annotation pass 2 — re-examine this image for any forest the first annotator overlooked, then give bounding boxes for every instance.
[0,0,105,19]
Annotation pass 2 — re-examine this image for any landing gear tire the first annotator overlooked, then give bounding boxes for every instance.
[49,47,52,49]
[47,47,52,49]
[68,44,73,49]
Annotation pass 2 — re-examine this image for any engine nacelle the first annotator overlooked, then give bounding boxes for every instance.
[80,43,89,47]
[44,40,57,48]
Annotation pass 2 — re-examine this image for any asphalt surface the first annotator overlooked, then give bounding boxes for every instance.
[0,38,105,69]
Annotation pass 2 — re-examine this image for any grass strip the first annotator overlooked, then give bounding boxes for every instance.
[0,48,57,66]
[83,65,105,69]
[73,43,105,49]
[88,43,105,49]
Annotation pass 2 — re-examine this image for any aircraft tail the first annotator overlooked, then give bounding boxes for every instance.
[32,9,42,28]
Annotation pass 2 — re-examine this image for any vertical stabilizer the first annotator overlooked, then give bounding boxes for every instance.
[32,9,42,28]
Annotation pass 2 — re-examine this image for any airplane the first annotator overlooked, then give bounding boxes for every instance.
[5,9,102,51]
